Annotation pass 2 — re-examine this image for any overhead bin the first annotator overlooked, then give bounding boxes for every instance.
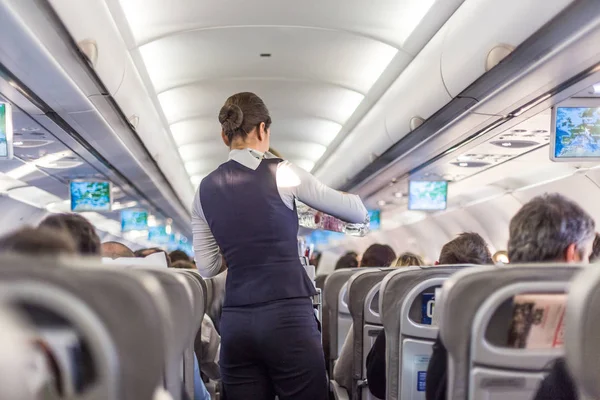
[48,0,127,95]
[441,0,573,98]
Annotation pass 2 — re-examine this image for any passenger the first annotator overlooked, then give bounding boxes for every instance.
[395,251,425,267]
[169,249,191,263]
[503,194,595,400]
[334,244,397,393]
[192,92,367,399]
[334,253,359,270]
[39,214,101,256]
[360,244,397,267]
[589,233,600,262]
[171,260,196,269]
[365,232,492,399]
[101,241,134,259]
[0,226,77,256]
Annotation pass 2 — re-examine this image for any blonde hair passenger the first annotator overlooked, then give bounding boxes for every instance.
[395,252,425,267]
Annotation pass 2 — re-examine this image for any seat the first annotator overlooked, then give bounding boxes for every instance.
[0,254,167,400]
[347,268,395,400]
[380,265,469,400]
[323,269,361,374]
[172,269,206,399]
[565,265,600,400]
[439,264,581,400]
[316,274,328,292]
[135,268,194,399]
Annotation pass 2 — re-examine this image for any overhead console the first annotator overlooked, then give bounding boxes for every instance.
[316,0,582,196]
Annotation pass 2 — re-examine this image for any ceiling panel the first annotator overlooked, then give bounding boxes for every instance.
[158,79,365,125]
[119,0,437,49]
[141,27,399,94]
[108,0,460,187]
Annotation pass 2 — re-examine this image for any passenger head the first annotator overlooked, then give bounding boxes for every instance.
[591,234,600,263]
[169,250,190,264]
[508,194,595,263]
[334,254,359,270]
[101,241,134,259]
[171,260,196,269]
[360,244,397,267]
[395,252,425,267]
[39,214,101,256]
[135,247,171,268]
[0,227,76,256]
[438,232,492,265]
[219,92,272,153]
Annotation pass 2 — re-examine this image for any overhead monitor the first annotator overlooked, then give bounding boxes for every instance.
[148,226,170,245]
[121,209,148,232]
[0,103,14,159]
[368,210,381,231]
[551,98,600,161]
[70,181,112,212]
[408,180,448,211]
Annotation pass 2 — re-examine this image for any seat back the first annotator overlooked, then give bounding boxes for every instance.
[324,269,360,372]
[347,268,395,400]
[0,254,167,400]
[380,265,468,400]
[440,264,581,400]
[565,265,600,400]
[173,270,206,399]
[136,269,194,399]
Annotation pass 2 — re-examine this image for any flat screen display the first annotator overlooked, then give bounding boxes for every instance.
[148,226,170,244]
[0,103,13,159]
[368,210,381,231]
[408,181,448,211]
[121,210,148,232]
[553,106,600,159]
[70,181,111,212]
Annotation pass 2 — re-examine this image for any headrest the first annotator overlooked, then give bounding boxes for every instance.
[102,252,168,268]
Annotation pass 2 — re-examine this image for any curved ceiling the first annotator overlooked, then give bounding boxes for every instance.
[109,0,456,188]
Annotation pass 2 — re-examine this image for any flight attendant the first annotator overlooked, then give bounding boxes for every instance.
[192,92,367,400]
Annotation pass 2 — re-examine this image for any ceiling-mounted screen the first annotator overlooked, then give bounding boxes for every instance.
[0,103,14,159]
[368,210,381,231]
[121,209,148,232]
[148,226,170,245]
[408,181,448,211]
[70,181,112,212]
[551,99,600,161]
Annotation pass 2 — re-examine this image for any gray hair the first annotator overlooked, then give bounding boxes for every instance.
[508,193,595,263]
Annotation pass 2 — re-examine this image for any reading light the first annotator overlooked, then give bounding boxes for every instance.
[459,162,469,167]
[377,200,386,207]
[394,192,403,198]
[165,225,172,235]
[501,142,512,147]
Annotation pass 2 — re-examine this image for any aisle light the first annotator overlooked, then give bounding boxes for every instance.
[6,151,72,179]
[7,186,62,208]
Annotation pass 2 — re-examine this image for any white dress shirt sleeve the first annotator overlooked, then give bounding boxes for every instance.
[276,161,368,224]
[191,186,223,278]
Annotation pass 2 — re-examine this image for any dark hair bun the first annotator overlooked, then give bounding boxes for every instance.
[219,104,244,133]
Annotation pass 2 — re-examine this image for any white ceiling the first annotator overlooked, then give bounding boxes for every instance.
[108,0,459,186]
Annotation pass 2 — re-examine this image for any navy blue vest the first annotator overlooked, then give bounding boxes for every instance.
[200,157,317,307]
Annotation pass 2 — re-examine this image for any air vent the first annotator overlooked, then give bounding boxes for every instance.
[30,131,45,136]
[14,139,53,148]
[38,160,83,169]
[260,53,272,57]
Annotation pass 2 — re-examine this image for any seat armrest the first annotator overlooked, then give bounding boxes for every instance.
[331,380,350,400]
